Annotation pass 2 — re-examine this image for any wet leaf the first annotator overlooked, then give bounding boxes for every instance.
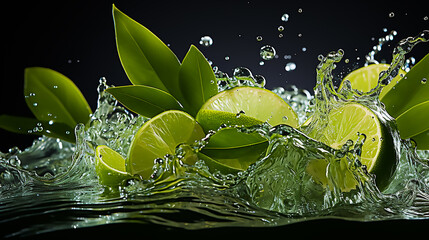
[179,45,218,116]
[105,85,183,118]
[0,115,76,142]
[113,5,183,103]
[24,67,92,129]
[381,53,429,118]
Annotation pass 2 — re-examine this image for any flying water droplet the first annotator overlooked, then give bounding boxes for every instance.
[281,13,289,22]
[278,26,284,32]
[256,36,263,41]
[199,36,213,47]
[260,45,276,60]
[421,78,427,84]
[285,62,296,71]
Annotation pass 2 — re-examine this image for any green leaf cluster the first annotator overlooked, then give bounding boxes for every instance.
[108,5,218,118]
[0,67,92,143]
[381,53,429,149]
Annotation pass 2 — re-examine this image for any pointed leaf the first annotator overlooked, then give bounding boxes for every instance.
[24,67,92,129]
[106,85,183,118]
[113,5,183,102]
[200,128,268,170]
[381,53,429,118]
[0,115,76,142]
[179,45,218,116]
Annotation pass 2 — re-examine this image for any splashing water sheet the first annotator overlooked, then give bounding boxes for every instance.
[1,5,429,239]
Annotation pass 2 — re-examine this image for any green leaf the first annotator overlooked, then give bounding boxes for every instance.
[201,128,268,170]
[381,53,429,118]
[179,45,218,116]
[410,129,429,150]
[0,115,76,143]
[24,67,92,129]
[396,100,429,139]
[105,85,183,118]
[112,5,183,102]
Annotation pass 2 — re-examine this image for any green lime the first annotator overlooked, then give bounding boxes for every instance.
[196,86,299,132]
[95,145,130,186]
[127,110,205,180]
[307,103,396,191]
[340,64,406,99]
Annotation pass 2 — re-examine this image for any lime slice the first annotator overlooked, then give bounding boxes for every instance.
[127,110,205,180]
[196,86,299,131]
[307,103,396,191]
[95,145,130,186]
[340,64,406,99]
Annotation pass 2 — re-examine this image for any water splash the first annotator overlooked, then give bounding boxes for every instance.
[1,32,429,237]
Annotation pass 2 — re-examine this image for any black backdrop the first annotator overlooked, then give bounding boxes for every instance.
[1,0,429,236]
[1,0,428,150]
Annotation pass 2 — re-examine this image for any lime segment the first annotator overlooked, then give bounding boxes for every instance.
[340,64,406,99]
[95,145,130,186]
[307,103,396,191]
[196,86,299,131]
[127,110,205,180]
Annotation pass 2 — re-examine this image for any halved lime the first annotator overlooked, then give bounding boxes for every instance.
[196,86,299,131]
[95,145,130,186]
[307,103,396,191]
[340,64,406,99]
[127,110,205,180]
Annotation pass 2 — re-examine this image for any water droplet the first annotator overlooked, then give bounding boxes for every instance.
[260,45,276,60]
[281,13,289,22]
[53,85,58,89]
[298,8,303,13]
[285,62,296,71]
[199,36,213,47]
[421,78,427,84]
[236,110,245,118]
[302,47,307,52]
[33,103,38,107]
[278,26,284,32]
[389,12,395,18]
[345,59,350,63]
[254,75,266,87]
[284,55,292,60]
[65,131,71,135]
[383,28,388,32]
[424,16,428,21]
[48,120,54,125]
[259,61,265,66]
[29,93,36,97]
[282,116,288,121]
[224,56,230,61]
[298,33,302,37]
[278,33,284,38]
[256,35,263,41]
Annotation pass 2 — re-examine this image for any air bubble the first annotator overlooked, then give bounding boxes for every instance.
[260,45,276,60]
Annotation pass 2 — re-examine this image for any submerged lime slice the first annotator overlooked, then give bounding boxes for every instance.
[196,86,298,170]
[127,110,205,180]
[340,64,406,99]
[307,103,396,191]
[196,86,299,131]
[95,145,130,186]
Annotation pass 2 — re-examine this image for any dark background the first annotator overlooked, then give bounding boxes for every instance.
[1,0,428,151]
[1,0,429,234]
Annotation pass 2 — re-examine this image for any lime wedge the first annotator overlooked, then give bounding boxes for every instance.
[95,145,130,186]
[340,64,406,99]
[196,86,299,131]
[127,110,205,180]
[307,103,396,191]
